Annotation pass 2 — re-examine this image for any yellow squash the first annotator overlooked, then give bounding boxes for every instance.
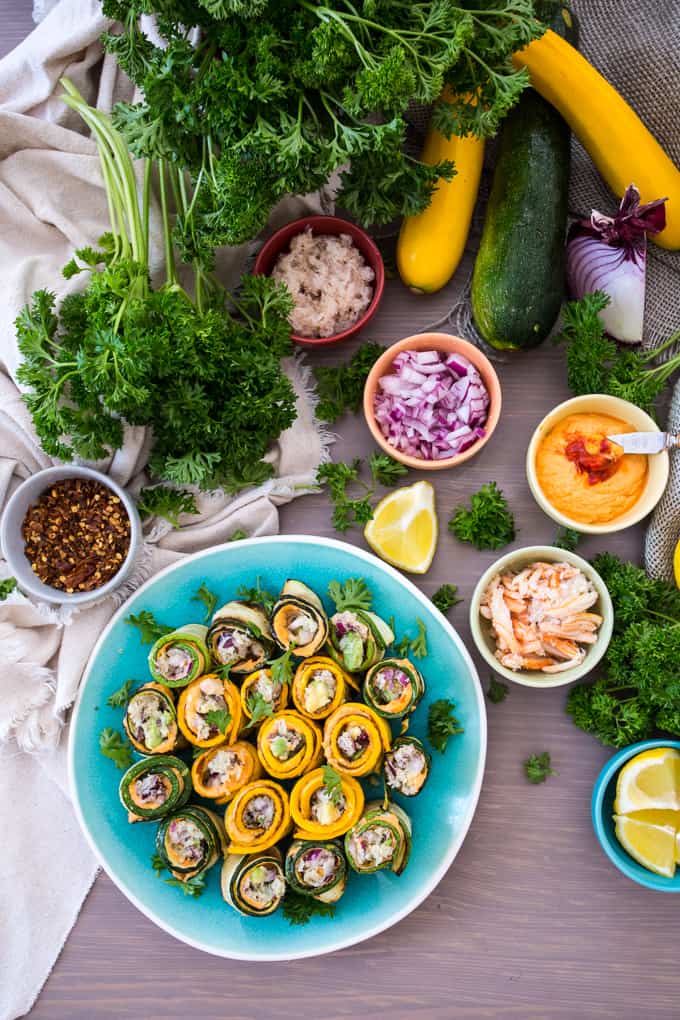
[512,30,680,251]
[397,89,485,293]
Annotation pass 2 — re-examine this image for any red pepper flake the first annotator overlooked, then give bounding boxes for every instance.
[21,478,130,593]
[564,433,622,486]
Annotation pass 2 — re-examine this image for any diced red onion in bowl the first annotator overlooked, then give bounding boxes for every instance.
[373,350,490,460]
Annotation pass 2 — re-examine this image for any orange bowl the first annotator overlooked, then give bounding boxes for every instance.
[363,333,502,470]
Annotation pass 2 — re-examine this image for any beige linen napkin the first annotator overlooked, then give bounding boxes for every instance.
[0,3,331,1017]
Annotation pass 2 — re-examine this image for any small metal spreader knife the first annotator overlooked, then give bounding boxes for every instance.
[607,431,680,455]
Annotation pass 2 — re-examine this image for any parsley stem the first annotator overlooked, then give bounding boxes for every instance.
[158,160,176,286]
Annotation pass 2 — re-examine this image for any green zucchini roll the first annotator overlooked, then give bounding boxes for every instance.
[156,804,226,881]
[148,624,210,688]
[327,609,394,673]
[363,658,425,720]
[384,736,431,797]
[207,601,275,675]
[119,755,191,823]
[271,580,329,657]
[221,848,286,916]
[285,839,347,904]
[123,682,182,755]
[345,801,412,875]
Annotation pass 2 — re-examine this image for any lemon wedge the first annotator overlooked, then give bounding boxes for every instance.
[364,480,437,574]
[614,747,680,814]
[674,538,680,589]
[614,816,677,878]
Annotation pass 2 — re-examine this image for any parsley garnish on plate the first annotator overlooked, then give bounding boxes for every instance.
[431,584,462,613]
[164,874,206,898]
[99,728,134,769]
[328,578,372,613]
[395,618,428,659]
[204,709,232,735]
[192,581,218,622]
[427,699,464,753]
[125,610,173,644]
[236,577,276,615]
[282,887,336,926]
[448,482,516,551]
[244,692,275,728]
[321,765,343,807]
[270,646,295,687]
[524,751,557,785]
[106,679,135,709]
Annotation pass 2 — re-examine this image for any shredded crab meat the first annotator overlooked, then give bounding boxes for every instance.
[249,671,281,707]
[479,561,602,673]
[242,865,285,907]
[204,748,243,788]
[385,744,427,795]
[337,723,370,760]
[133,772,168,804]
[332,611,369,640]
[370,666,409,704]
[348,825,395,868]
[216,626,264,666]
[188,676,228,740]
[310,787,347,825]
[268,719,305,760]
[167,818,205,863]
[126,692,172,750]
[286,610,318,647]
[303,669,337,713]
[296,847,340,888]
[155,644,193,682]
[243,794,275,830]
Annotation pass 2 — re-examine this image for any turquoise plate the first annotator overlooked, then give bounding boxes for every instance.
[69,536,486,958]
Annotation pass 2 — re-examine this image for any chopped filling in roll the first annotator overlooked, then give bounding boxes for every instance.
[126,692,172,750]
[370,666,409,704]
[337,722,370,760]
[243,794,275,830]
[348,825,395,869]
[310,788,346,826]
[286,610,319,648]
[166,818,206,864]
[242,864,285,908]
[247,671,281,711]
[203,748,244,788]
[133,772,170,806]
[332,612,369,670]
[295,847,341,889]
[303,669,337,714]
[268,719,305,761]
[215,626,265,667]
[188,676,229,740]
[385,743,427,796]
[154,643,193,683]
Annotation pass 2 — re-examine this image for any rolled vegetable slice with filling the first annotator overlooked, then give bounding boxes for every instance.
[291,655,355,721]
[363,657,425,720]
[327,609,394,673]
[221,848,286,917]
[225,779,292,854]
[256,711,323,780]
[323,702,391,777]
[289,767,364,841]
[240,667,289,724]
[156,804,226,881]
[123,682,182,755]
[271,579,329,657]
[177,673,242,748]
[345,801,412,876]
[191,740,263,804]
[148,624,210,688]
[285,839,348,904]
[119,755,191,823]
[207,601,275,675]
[384,736,431,798]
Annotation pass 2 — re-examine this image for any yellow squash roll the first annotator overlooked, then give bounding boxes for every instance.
[323,702,391,777]
[225,779,292,854]
[291,656,356,721]
[256,710,323,780]
[191,740,263,804]
[290,767,365,840]
[177,673,242,748]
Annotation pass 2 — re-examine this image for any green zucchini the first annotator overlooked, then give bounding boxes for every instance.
[221,849,286,916]
[471,7,575,350]
[155,804,225,881]
[285,839,348,903]
[363,658,425,721]
[384,736,431,797]
[119,755,191,822]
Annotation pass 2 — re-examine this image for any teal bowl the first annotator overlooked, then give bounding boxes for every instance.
[69,536,487,958]
[591,738,680,892]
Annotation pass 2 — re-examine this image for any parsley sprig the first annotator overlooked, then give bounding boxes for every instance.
[0,577,18,600]
[244,692,275,728]
[270,646,296,687]
[448,482,516,551]
[487,678,509,704]
[99,728,134,769]
[431,584,462,614]
[314,343,385,423]
[204,709,232,735]
[192,582,218,622]
[236,578,277,615]
[328,578,372,613]
[524,752,557,785]
[321,765,343,807]
[126,610,173,644]
[137,485,198,528]
[554,527,581,552]
[317,454,408,532]
[394,618,428,659]
[282,888,336,926]
[106,679,135,709]
[427,699,464,753]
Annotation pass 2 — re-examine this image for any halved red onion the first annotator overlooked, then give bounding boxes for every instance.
[373,349,489,460]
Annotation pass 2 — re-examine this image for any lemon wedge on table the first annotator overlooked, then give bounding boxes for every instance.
[364,481,437,574]
[614,816,677,878]
[614,747,680,814]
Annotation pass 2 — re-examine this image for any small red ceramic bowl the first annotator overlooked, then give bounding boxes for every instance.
[253,215,385,348]
[363,332,502,470]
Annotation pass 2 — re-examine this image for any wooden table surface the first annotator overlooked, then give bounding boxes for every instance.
[3,8,677,1020]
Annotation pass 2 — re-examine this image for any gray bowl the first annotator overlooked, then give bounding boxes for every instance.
[0,465,143,607]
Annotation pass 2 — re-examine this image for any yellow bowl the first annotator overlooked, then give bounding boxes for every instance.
[526,394,669,535]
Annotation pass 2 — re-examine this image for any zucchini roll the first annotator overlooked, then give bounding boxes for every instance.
[191,741,262,804]
[156,804,226,881]
[240,667,288,723]
[345,801,412,876]
[363,658,425,720]
[177,673,242,748]
[384,736,431,797]
[285,839,347,904]
[291,656,355,721]
[290,767,364,840]
[327,609,394,673]
[256,711,322,780]
[207,601,275,675]
[148,624,210,688]
[221,848,286,917]
[123,682,182,755]
[119,755,191,823]
[271,580,328,657]
[225,779,292,854]
[323,702,391,777]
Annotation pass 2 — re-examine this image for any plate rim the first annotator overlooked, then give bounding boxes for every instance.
[68,534,487,960]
